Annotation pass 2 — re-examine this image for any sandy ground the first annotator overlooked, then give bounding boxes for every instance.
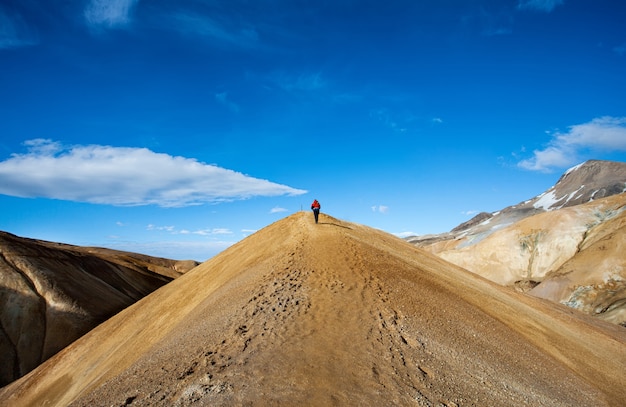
[1,212,625,406]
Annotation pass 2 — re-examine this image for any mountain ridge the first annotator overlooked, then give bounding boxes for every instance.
[1,212,624,406]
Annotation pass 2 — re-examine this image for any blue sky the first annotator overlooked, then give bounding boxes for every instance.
[1,0,625,261]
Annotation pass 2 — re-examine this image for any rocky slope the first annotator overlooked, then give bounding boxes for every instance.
[407,160,626,326]
[1,212,624,406]
[0,232,198,387]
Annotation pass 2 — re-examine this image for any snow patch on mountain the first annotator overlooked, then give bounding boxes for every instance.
[534,185,588,211]
[533,191,558,210]
[564,161,585,176]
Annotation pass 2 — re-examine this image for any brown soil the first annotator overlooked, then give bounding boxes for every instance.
[1,212,625,406]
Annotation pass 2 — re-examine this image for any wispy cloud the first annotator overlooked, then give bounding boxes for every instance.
[269,71,326,93]
[460,6,514,38]
[371,205,389,214]
[215,91,240,113]
[0,139,307,206]
[170,227,233,236]
[84,0,139,29]
[172,12,259,48]
[147,224,175,232]
[483,26,513,37]
[0,6,38,49]
[106,239,232,261]
[614,43,626,57]
[517,0,564,13]
[371,108,401,132]
[369,107,421,133]
[191,228,232,236]
[517,116,626,172]
[270,207,288,213]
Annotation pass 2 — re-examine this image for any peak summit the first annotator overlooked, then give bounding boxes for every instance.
[533,159,626,211]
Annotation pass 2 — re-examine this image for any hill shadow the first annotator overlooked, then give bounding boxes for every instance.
[318,222,352,229]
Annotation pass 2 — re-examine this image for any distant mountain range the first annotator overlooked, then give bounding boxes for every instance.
[407,159,626,326]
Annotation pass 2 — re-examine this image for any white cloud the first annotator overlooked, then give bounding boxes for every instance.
[518,116,626,172]
[147,224,175,232]
[209,228,232,235]
[270,207,288,213]
[0,139,307,206]
[178,228,232,236]
[85,0,139,28]
[371,205,389,214]
[24,138,62,155]
[517,0,564,13]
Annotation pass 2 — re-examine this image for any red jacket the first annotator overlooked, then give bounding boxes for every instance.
[311,200,320,209]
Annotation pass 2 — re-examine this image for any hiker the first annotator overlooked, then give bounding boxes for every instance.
[311,199,321,223]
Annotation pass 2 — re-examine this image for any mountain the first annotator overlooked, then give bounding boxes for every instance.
[410,160,626,247]
[407,160,626,326]
[517,159,626,211]
[0,231,198,387]
[1,212,624,406]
